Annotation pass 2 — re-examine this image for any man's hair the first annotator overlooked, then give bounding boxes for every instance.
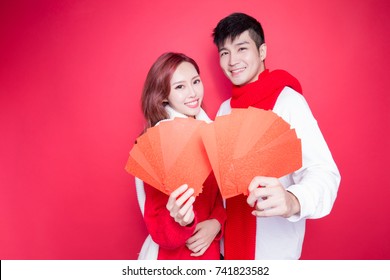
[212,12,265,49]
[141,52,200,129]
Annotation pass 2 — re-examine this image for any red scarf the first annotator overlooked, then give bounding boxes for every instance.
[224,69,302,260]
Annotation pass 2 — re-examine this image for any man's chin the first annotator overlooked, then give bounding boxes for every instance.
[231,78,247,86]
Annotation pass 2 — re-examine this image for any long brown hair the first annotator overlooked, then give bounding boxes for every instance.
[141,52,200,129]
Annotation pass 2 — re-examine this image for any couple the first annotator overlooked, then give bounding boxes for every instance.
[132,12,341,260]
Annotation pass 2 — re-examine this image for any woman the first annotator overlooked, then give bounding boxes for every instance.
[135,52,226,259]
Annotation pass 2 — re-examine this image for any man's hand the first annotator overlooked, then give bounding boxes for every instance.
[247,176,300,218]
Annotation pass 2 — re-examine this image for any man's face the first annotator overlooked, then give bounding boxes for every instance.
[218,30,266,86]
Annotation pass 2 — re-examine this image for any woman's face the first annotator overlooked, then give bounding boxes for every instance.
[167,62,204,117]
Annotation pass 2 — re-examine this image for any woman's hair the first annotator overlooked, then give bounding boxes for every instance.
[212,12,265,49]
[141,52,200,129]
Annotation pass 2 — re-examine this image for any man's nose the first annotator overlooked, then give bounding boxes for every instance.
[229,52,239,66]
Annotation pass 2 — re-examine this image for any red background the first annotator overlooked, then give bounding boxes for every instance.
[1,0,389,259]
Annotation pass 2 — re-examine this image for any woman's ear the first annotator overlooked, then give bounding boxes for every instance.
[259,43,267,61]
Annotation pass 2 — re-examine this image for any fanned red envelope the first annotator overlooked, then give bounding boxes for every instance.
[200,107,302,199]
[125,118,212,197]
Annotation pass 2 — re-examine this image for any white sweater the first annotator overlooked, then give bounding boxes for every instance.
[217,87,341,259]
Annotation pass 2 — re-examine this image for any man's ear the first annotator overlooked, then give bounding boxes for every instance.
[260,43,267,61]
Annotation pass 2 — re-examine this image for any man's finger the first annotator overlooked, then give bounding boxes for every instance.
[248,176,278,192]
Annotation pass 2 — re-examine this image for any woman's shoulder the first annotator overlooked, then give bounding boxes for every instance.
[217,98,232,116]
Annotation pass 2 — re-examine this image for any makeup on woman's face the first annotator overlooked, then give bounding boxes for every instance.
[167,62,204,117]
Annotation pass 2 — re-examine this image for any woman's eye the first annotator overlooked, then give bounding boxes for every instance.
[175,85,184,90]
[193,79,201,85]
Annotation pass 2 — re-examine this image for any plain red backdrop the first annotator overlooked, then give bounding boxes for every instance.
[1,0,389,259]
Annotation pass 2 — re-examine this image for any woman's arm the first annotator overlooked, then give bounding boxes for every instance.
[143,183,197,250]
[186,173,226,256]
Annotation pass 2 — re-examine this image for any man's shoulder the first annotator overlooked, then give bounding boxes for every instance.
[277,86,306,106]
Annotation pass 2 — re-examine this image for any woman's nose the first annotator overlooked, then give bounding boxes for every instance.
[188,85,197,97]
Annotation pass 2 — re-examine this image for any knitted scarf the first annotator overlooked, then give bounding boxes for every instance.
[225,69,302,260]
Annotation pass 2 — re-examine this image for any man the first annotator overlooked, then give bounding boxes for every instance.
[212,12,341,259]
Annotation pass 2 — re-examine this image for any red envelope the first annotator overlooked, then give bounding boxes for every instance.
[125,117,211,197]
[200,107,302,199]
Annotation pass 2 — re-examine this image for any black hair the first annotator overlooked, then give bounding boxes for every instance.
[212,12,265,49]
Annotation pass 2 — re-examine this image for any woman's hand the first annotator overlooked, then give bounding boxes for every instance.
[186,219,221,256]
[166,184,196,226]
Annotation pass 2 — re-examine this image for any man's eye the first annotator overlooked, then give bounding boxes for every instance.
[220,52,228,57]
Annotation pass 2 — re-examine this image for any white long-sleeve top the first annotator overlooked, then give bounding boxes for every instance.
[217,87,341,259]
[135,105,213,259]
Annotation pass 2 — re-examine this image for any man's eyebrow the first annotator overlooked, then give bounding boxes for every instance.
[235,40,250,46]
[218,41,250,52]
